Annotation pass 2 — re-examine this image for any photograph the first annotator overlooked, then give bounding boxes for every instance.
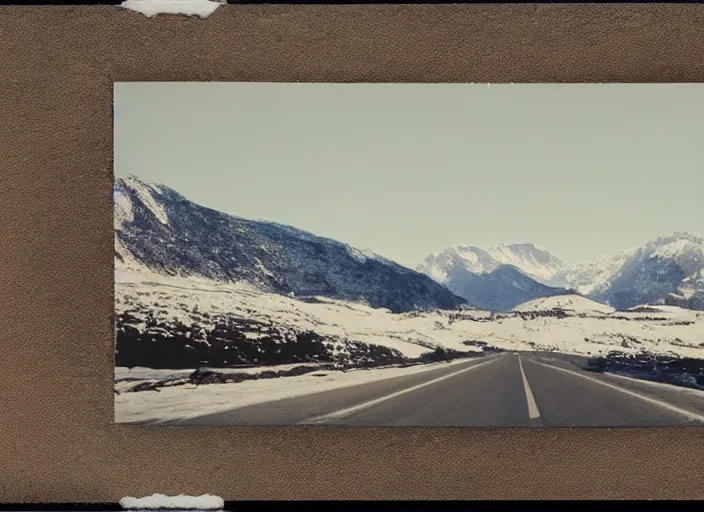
[114,82,704,426]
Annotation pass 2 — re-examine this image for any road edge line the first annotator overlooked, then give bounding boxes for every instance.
[603,371,704,396]
[528,359,704,423]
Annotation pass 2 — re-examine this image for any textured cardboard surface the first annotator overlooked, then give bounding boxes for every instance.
[1,4,704,502]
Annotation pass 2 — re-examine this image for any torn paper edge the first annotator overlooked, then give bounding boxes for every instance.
[120,0,225,19]
[119,494,224,510]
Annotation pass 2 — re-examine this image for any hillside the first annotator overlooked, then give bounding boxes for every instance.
[115,175,466,314]
[513,294,616,315]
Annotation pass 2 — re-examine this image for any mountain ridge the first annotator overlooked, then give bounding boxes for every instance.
[114,176,466,314]
[419,232,704,311]
[418,242,570,288]
[115,175,704,313]
[443,263,575,312]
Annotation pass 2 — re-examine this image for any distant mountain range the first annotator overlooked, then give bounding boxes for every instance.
[417,244,575,310]
[440,264,572,312]
[418,233,704,311]
[115,175,704,313]
[114,176,465,314]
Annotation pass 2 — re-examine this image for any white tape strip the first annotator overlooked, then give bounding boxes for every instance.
[120,0,225,19]
[119,493,225,510]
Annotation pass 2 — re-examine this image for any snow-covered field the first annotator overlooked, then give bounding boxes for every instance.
[115,265,704,369]
[115,266,485,361]
[513,295,616,314]
[116,267,704,362]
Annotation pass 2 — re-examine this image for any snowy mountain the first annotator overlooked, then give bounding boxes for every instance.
[419,233,704,312]
[443,264,573,312]
[418,243,570,288]
[114,175,466,314]
[563,248,638,296]
[588,233,704,311]
[417,244,574,311]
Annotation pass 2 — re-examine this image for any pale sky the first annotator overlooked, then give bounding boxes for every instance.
[114,82,702,268]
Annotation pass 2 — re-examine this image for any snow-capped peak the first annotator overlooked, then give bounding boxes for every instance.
[646,232,704,260]
[655,232,703,245]
[418,232,704,313]
[486,242,567,285]
[566,247,639,296]
[345,246,394,265]
[114,187,134,231]
[115,175,169,226]
[563,232,704,310]
[118,174,164,193]
[418,242,569,288]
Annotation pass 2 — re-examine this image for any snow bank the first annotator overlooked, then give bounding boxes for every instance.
[624,304,698,323]
[115,367,195,381]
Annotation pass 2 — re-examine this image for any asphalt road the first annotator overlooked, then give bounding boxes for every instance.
[155,352,704,427]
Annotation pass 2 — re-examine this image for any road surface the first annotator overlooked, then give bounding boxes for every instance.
[151,352,704,427]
